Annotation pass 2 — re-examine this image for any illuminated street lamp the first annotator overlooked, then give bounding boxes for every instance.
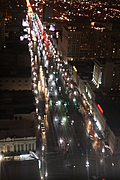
[102,147,105,153]
[42,145,44,151]
[95,133,97,138]
[60,138,63,145]
[102,147,106,179]
[86,160,89,180]
[45,172,48,178]
[0,155,2,161]
[74,91,77,95]
[54,117,58,122]
[86,161,89,168]
[89,121,91,125]
[62,117,66,124]
[0,155,2,180]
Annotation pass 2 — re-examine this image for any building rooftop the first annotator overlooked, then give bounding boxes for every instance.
[69,60,94,81]
[0,90,35,119]
[0,67,31,78]
[1,160,39,180]
[0,118,35,139]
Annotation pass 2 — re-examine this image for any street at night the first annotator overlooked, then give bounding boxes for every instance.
[0,0,120,180]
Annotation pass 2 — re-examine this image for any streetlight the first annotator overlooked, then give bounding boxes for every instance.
[0,155,2,161]
[45,172,48,178]
[102,147,106,179]
[112,162,115,179]
[42,145,45,180]
[0,155,2,180]
[42,145,44,151]
[60,138,63,145]
[86,160,89,180]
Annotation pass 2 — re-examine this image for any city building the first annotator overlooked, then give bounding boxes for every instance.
[68,58,120,155]
[0,26,31,91]
[60,22,93,62]
[0,1,39,180]
[42,5,52,24]
[92,58,120,91]
[0,90,36,159]
[91,22,120,59]
[1,160,40,180]
[0,0,7,16]
[0,12,5,50]
[0,118,36,159]
[57,20,120,62]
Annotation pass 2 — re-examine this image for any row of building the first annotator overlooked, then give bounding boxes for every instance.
[57,21,120,61]
[66,58,120,157]
[42,8,120,156]
[0,8,36,161]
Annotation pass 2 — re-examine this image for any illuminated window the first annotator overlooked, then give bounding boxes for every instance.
[68,26,71,30]
[73,26,76,30]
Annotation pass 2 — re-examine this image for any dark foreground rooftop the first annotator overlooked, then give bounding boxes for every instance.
[1,160,40,180]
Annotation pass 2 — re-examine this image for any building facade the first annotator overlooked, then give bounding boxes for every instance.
[69,59,120,155]
[0,114,36,160]
[0,12,5,50]
[92,59,120,91]
[0,77,31,91]
[0,136,36,155]
[60,23,93,62]
[91,23,120,59]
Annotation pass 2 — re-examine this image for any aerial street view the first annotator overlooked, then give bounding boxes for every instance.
[0,0,120,179]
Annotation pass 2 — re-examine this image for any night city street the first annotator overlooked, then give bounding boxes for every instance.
[0,0,120,180]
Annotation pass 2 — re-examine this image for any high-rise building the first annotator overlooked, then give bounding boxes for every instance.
[42,5,52,24]
[60,22,93,62]
[91,27,112,59]
[91,22,120,59]
[0,0,7,16]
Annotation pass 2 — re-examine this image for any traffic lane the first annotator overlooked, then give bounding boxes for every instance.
[47,58,98,178]
[57,74,91,175]
[61,99,100,176]
[45,41,102,177]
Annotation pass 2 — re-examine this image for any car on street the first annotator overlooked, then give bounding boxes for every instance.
[42,128,45,135]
